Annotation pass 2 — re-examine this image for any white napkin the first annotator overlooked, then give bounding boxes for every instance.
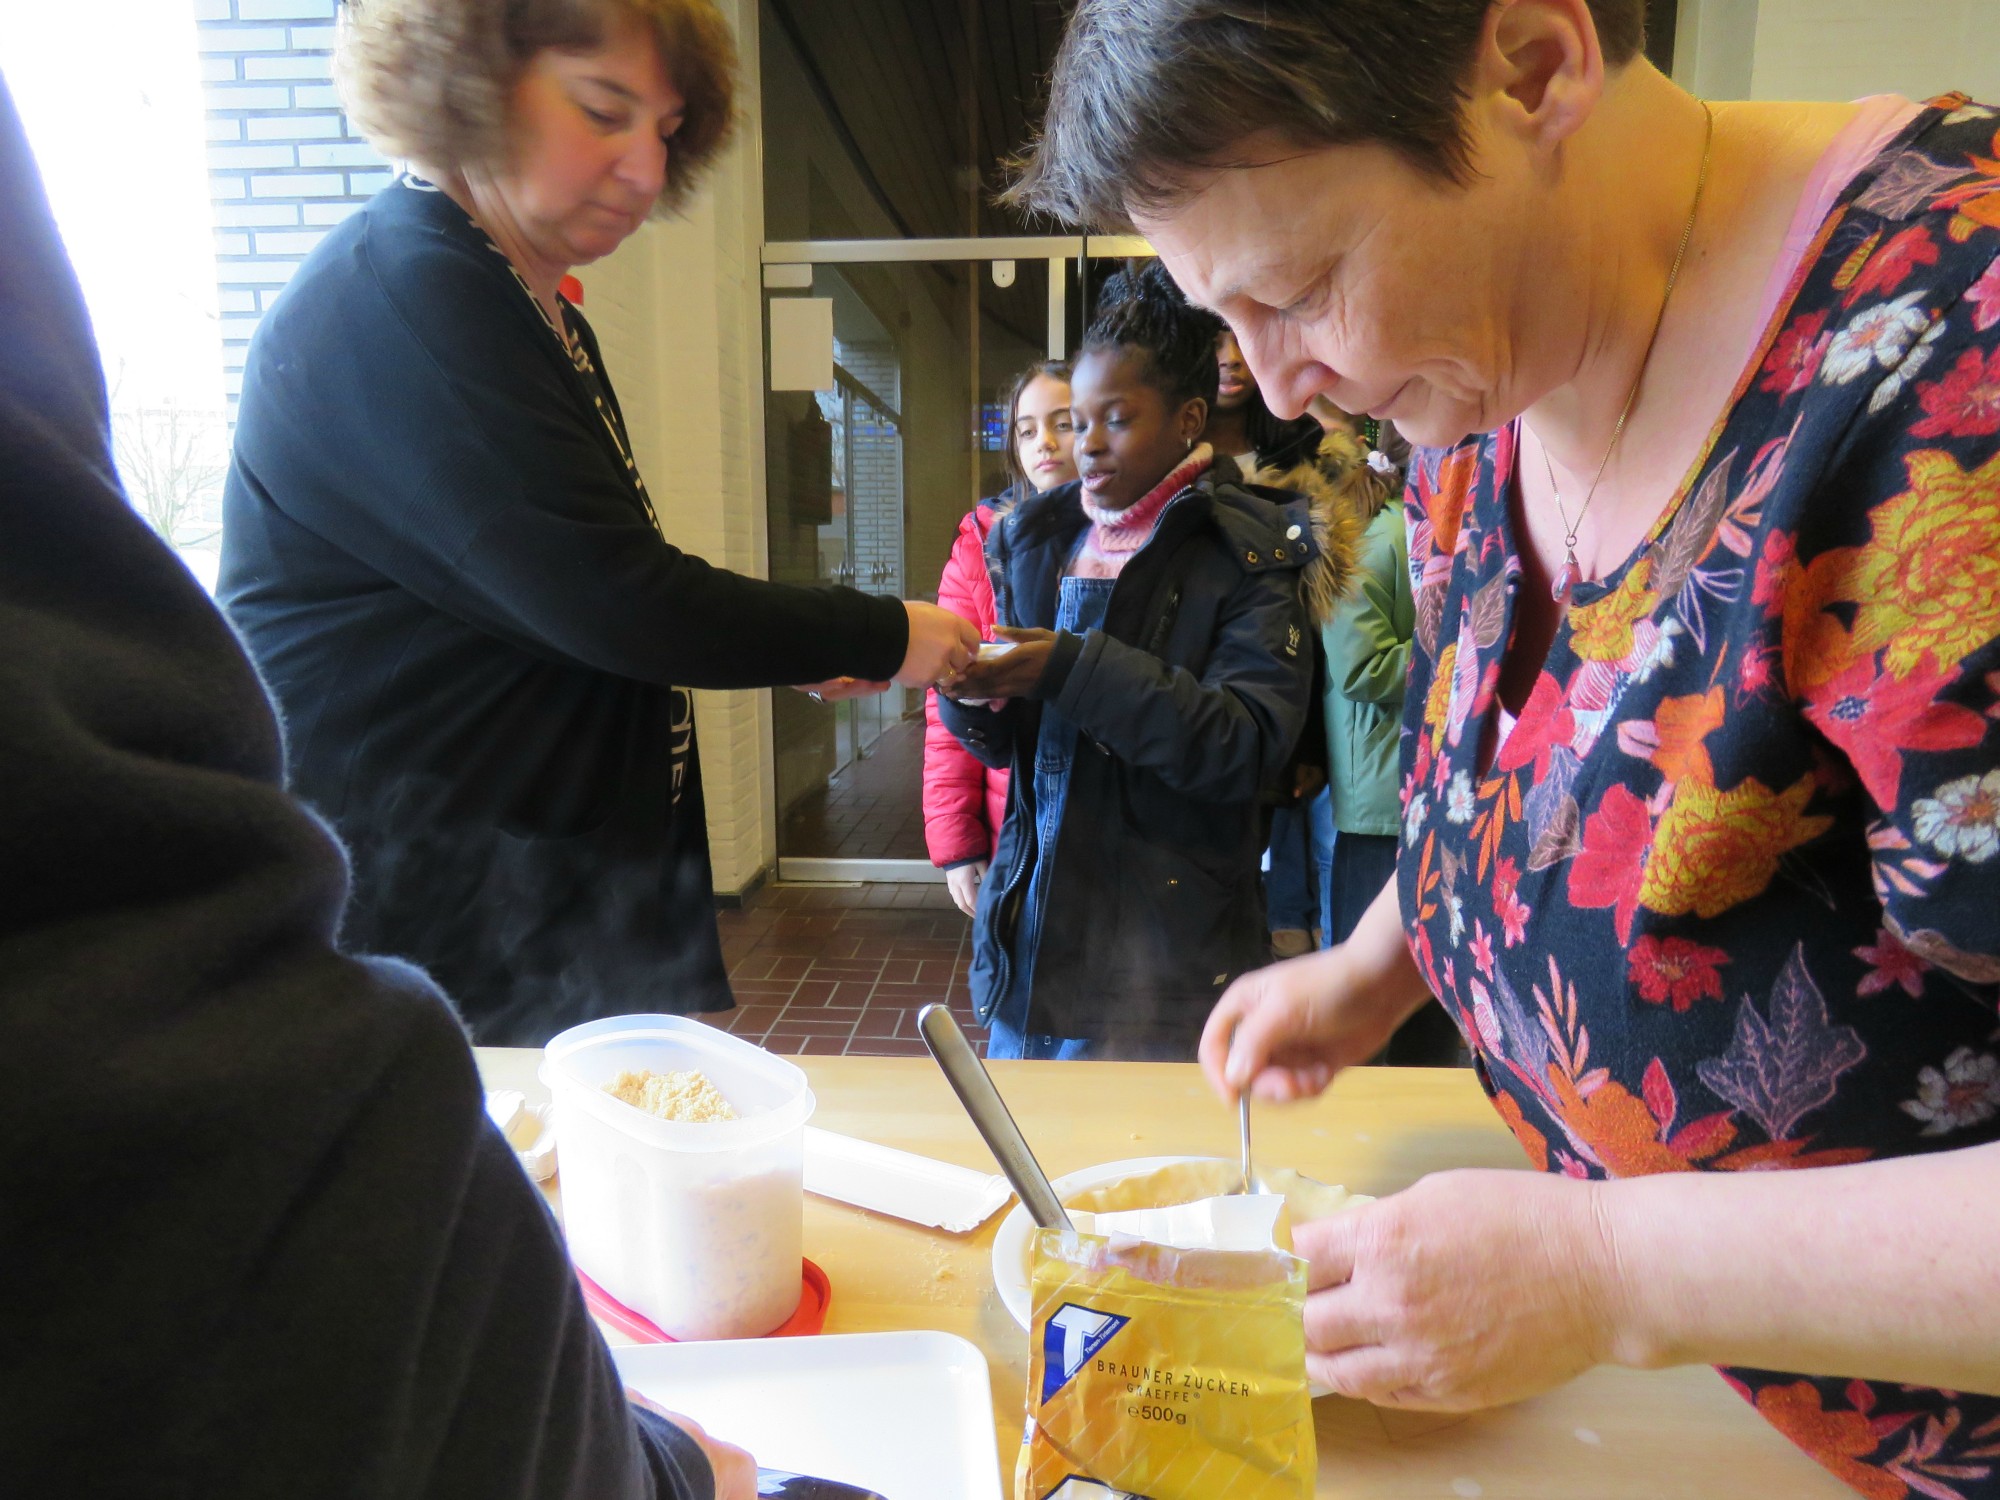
[804,1127,1015,1233]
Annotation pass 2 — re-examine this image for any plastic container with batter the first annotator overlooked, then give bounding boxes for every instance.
[542,1014,815,1340]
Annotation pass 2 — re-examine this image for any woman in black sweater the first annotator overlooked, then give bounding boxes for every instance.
[220,0,975,1043]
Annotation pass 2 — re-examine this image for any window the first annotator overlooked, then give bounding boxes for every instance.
[2,0,387,592]
[3,0,230,587]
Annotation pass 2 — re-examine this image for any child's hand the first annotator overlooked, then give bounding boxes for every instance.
[946,627,1056,701]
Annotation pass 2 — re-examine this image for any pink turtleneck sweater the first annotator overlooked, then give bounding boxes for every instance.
[1068,444,1214,580]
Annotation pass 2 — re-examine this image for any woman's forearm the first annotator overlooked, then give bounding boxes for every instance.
[1596,1140,2000,1395]
[1347,872,1433,1027]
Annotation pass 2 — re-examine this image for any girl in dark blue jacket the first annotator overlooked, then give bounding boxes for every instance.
[940,267,1349,1059]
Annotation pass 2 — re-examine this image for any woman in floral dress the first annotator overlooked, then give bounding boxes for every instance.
[1012,0,2000,1495]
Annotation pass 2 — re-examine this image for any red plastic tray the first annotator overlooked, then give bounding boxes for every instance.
[577,1260,830,1343]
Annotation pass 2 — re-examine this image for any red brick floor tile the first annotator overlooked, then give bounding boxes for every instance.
[895,938,964,957]
[760,1030,817,1053]
[730,977,798,997]
[852,1007,906,1039]
[796,1036,848,1056]
[773,914,845,939]
[787,978,837,1008]
[870,987,949,1013]
[773,1009,862,1036]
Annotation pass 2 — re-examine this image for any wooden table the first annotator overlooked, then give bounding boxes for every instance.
[477,1050,1850,1499]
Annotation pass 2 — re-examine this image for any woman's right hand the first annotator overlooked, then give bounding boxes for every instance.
[945,860,987,917]
[895,601,980,691]
[1200,947,1403,1102]
[1199,874,1429,1102]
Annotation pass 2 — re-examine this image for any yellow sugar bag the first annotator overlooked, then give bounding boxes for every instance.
[1018,1230,1315,1500]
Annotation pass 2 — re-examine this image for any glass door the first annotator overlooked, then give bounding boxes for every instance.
[764,245,1069,880]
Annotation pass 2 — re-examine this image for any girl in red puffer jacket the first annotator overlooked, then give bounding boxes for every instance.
[924,359,1074,915]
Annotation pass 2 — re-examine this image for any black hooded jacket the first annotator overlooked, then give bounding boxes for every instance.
[0,76,708,1500]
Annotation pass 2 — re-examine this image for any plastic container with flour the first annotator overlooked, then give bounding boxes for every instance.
[543,1015,815,1340]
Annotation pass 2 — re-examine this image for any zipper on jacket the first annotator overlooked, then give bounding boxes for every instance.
[984,819,1035,1024]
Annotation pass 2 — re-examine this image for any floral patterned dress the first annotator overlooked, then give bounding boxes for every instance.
[1399,98,2000,1499]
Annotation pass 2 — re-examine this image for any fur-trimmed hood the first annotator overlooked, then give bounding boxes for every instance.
[1238,428,1394,626]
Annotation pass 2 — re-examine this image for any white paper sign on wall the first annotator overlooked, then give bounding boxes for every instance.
[769,296,834,392]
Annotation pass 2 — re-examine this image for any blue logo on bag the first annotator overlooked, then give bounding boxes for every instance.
[1041,1303,1130,1404]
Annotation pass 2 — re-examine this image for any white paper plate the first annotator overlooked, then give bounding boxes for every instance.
[991,1155,1336,1400]
[615,1330,1003,1500]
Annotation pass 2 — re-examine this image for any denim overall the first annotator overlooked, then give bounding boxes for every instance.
[983,572,1112,1060]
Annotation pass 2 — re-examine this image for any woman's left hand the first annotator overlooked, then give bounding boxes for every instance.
[944,626,1057,701]
[1296,1168,1622,1411]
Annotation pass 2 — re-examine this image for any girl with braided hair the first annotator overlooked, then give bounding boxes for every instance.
[938,264,1352,1059]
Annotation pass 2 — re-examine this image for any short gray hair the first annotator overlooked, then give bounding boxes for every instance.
[337,0,737,216]
[1008,0,1646,230]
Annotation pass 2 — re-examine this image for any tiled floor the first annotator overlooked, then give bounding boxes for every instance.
[778,714,929,861]
[715,881,986,1057]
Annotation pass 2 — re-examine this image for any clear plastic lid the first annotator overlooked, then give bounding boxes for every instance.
[541,1013,815,1153]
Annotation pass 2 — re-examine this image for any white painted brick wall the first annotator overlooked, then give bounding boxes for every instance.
[195,0,390,407]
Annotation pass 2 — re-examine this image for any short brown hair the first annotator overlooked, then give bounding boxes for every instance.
[337,0,737,215]
[1009,0,1646,230]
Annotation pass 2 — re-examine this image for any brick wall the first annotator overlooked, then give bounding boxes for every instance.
[194,0,391,409]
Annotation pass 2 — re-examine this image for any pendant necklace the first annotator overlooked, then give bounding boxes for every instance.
[1544,99,1714,604]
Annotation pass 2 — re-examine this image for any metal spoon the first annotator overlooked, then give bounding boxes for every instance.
[1238,1092,1269,1195]
[917,1004,1073,1232]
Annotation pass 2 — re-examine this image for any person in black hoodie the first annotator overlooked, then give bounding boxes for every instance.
[0,73,747,1500]
[220,0,977,1044]
[939,266,1350,1059]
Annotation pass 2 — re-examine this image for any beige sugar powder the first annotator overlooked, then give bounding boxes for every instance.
[604,1068,738,1123]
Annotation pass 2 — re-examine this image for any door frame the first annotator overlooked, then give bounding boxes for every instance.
[762,236,1152,884]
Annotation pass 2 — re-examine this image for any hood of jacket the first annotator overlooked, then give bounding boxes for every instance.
[1238,428,1386,626]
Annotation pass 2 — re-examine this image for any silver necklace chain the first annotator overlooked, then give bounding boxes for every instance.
[1541,99,1715,601]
